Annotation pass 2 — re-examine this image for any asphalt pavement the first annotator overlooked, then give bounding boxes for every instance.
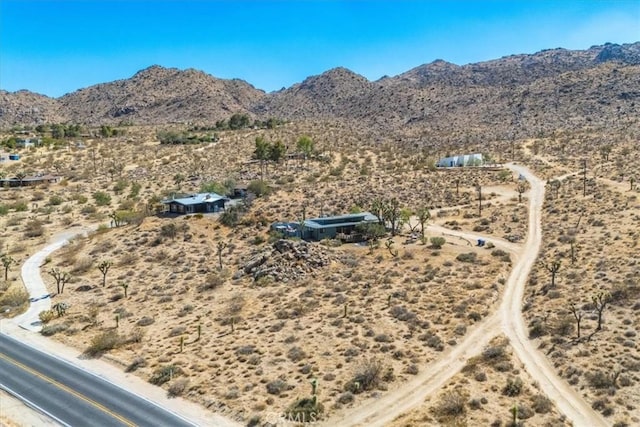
[0,334,196,427]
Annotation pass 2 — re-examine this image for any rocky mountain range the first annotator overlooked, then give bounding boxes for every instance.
[1,42,639,140]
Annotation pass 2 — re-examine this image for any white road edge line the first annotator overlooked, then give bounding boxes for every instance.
[0,383,71,427]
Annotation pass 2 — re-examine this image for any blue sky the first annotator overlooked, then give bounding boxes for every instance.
[1,0,638,97]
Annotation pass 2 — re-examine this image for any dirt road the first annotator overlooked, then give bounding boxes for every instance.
[324,164,609,427]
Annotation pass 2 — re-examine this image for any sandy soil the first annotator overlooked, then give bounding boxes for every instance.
[2,125,635,426]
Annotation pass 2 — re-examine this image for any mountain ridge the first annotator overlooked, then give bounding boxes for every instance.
[1,42,638,139]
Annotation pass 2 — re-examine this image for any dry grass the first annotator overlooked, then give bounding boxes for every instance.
[1,122,636,424]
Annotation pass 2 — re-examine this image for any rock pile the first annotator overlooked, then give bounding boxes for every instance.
[239,239,335,282]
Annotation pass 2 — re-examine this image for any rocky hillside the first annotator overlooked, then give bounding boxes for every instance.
[1,42,638,139]
[0,90,66,126]
[59,65,265,125]
[257,42,640,139]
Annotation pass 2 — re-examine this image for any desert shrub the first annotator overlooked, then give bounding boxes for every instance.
[287,346,307,362]
[247,180,271,197]
[586,370,615,389]
[235,345,255,356]
[113,179,128,194]
[344,358,384,394]
[80,205,97,214]
[136,316,155,327]
[125,357,147,372]
[337,392,354,404]
[251,235,266,245]
[12,201,28,212]
[531,394,552,414]
[482,344,506,361]
[434,391,466,417]
[474,371,487,382]
[93,191,112,206]
[23,219,44,237]
[198,273,224,292]
[48,195,64,206]
[219,206,241,227]
[168,326,186,337]
[430,236,446,249]
[41,323,69,336]
[419,331,444,351]
[160,223,177,239]
[405,364,419,375]
[503,376,524,396]
[0,204,8,215]
[167,378,190,397]
[389,305,417,323]
[285,397,324,423]
[38,310,56,324]
[528,318,548,338]
[266,379,290,396]
[0,287,29,307]
[374,333,393,343]
[456,252,477,263]
[491,249,507,257]
[149,364,183,385]
[85,330,123,356]
[72,257,93,274]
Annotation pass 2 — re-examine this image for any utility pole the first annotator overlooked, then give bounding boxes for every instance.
[477,184,482,217]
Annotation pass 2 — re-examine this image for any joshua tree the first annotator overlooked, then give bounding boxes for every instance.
[254,136,271,181]
[516,182,527,203]
[197,323,202,341]
[592,291,611,331]
[385,238,398,257]
[296,135,314,166]
[1,254,14,281]
[568,302,584,339]
[109,211,123,227]
[548,180,561,199]
[52,302,68,317]
[120,282,129,298]
[543,259,561,288]
[48,268,71,294]
[569,240,577,265]
[15,171,27,187]
[216,241,227,270]
[310,378,318,395]
[367,238,379,255]
[599,145,612,161]
[180,336,185,352]
[582,159,587,197]
[416,207,431,239]
[98,260,112,287]
[383,198,401,235]
[630,176,635,191]
[115,313,120,328]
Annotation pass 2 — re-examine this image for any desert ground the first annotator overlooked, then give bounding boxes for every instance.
[0,122,637,426]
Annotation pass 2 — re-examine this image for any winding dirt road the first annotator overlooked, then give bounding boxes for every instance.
[324,164,608,427]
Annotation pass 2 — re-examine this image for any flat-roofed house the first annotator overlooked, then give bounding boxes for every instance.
[161,193,228,214]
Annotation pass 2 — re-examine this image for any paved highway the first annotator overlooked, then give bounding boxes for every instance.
[0,334,196,427]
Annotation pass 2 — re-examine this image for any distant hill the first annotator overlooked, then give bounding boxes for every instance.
[59,65,265,125]
[0,90,66,126]
[1,42,638,140]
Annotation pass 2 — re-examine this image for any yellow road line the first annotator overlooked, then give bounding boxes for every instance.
[0,352,135,427]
